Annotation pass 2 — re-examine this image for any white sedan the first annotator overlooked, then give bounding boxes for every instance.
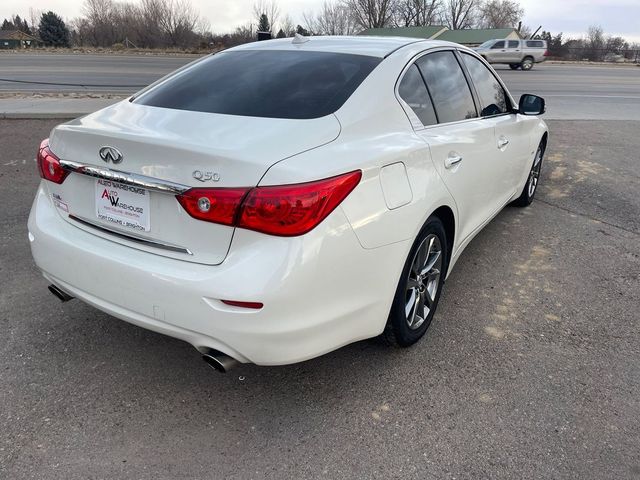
[28,36,548,371]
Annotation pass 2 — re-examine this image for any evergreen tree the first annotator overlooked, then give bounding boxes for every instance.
[276,28,286,38]
[1,19,12,30]
[296,25,309,36]
[257,13,270,32]
[38,11,70,47]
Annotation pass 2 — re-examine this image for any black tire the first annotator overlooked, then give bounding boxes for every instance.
[383,217,448,347]
[512,139,546,207]
[521,56,534,70]
[509,63,520,70]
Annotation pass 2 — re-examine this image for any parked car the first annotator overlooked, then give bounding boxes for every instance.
[475,38,549,70]
[28,37,547,371]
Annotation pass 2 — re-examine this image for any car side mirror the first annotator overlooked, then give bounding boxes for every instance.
[519,94,545,115]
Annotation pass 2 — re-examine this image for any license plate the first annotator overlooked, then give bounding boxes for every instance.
[95,179,150,232]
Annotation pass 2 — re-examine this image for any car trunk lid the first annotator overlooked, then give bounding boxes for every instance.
[46,101,341,265]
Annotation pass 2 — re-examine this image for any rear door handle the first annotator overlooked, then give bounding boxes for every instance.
[445,154,463,169]
[498,137,509,149]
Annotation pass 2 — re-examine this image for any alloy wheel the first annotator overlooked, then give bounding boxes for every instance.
[405,234,442,330]
[527,146,543,198]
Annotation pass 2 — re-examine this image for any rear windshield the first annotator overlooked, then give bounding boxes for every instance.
[135,50,381,119]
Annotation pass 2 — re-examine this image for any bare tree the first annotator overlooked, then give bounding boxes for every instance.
[393,0,441,27]
[304,1,357,35]
[476,0,523,29]
[155,0,205,47]
[137,0,167,47]
[342,0,395,29]
[253,0,280,33]
[585,24,605,61]
[76,0,206,48]
[29,7,43,32]
[279,14,295,36]
[81,0,119,46]
[440,0,478,29]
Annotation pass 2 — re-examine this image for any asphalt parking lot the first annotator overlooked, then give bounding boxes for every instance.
[1,115,639,479]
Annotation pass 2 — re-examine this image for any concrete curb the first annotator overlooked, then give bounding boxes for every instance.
[0,98,120,119]
[1,112,84,119]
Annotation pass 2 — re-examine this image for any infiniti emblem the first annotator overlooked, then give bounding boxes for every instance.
[99,146,124,164]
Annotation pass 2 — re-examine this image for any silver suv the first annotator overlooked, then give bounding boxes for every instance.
[475,39,549,70]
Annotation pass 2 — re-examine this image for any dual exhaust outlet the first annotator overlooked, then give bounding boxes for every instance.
[47,284,239,373]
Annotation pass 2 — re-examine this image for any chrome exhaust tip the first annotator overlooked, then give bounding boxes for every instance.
[202,350,238,373]
[48,284,74,302]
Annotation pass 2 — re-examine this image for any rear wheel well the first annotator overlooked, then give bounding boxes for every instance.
[431,206,455,264]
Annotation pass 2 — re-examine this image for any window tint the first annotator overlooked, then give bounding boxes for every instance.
[398,64,437,126]
[526,40,544,48]
[416,51,477,123]
[491,41,505,49]
[508,40,520,48]
[136,50,381,119]
[461,54,509,116]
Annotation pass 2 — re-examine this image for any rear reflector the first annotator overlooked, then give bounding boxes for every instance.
[221,300,264,309]
[176,170,362,237]
[37,139,69,184]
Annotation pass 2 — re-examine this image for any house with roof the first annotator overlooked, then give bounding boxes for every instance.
[435,28,521,46]
[0,30,41,49]
[359,25,449,40]
[358,26,522,47]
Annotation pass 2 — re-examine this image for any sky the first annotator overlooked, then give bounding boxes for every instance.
[3,0,640,43]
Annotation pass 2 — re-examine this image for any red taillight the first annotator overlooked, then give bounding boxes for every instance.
[37,139,69,184]
[175,170,362,237]
[238,171,362,236]
[176,187,249,225]
[544,50,550,57]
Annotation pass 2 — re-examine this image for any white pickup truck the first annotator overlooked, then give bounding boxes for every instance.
[475,39,549,70]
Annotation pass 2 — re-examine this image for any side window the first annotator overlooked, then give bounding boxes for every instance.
[461,53,509,116]
[416,51,477,124]
[398,64,437,126]
[526,40,544,48]
[491,41,505,49]
[508,40,520,48]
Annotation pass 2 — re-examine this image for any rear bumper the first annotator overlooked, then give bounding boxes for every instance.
[28,183,408,365]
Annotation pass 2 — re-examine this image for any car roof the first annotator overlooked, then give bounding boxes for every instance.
[225,35,461,58]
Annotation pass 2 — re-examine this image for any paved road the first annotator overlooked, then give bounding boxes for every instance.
[494,64,640,120]
[1,118,639,479]
[0,53,196,93]
[1,53,640,119]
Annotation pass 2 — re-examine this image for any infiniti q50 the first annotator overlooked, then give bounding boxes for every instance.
[28,36,547,371]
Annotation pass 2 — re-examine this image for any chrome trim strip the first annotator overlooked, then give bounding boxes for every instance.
[59,159,190,194]
[68,214,193,255]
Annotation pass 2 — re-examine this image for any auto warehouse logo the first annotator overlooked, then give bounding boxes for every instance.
[100,188,144,214]
[101,188,120,207]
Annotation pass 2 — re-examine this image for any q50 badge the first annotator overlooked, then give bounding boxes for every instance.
[192,170,221,182]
